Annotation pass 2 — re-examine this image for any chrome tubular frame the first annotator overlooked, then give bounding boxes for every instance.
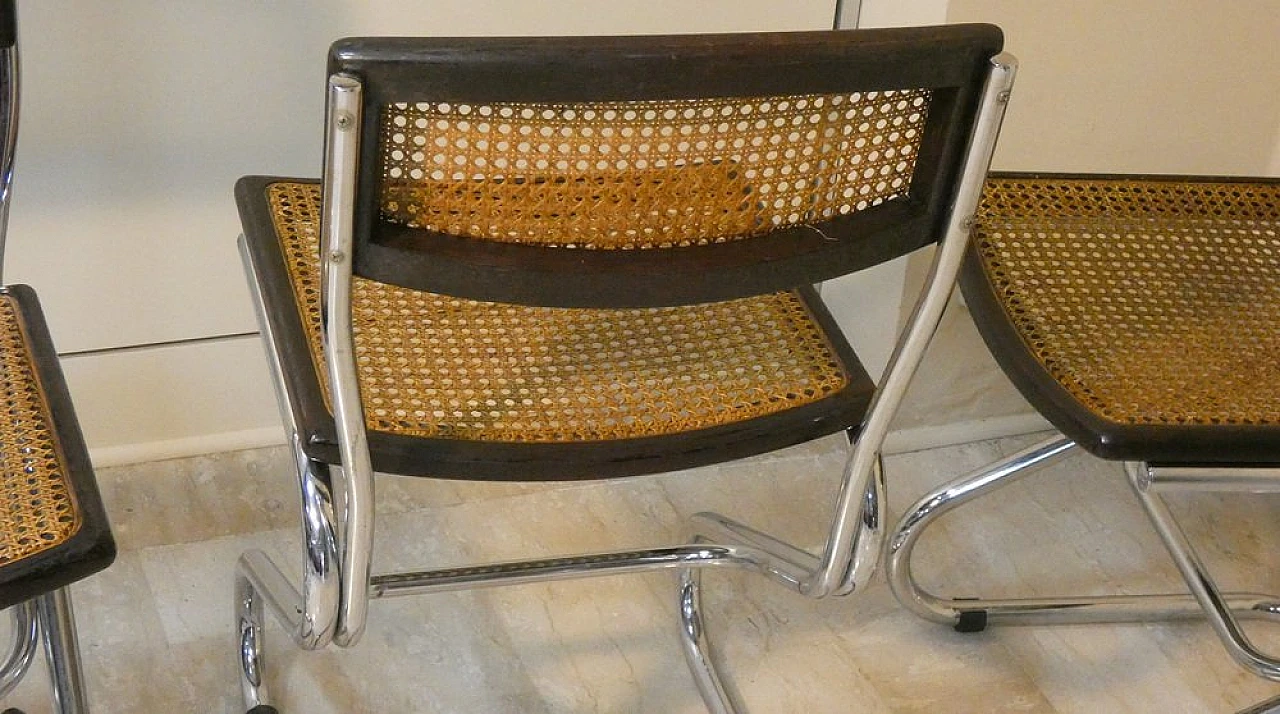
[0,593,92,714]
[0,600,38,698]
[240,55,1021,713]
[235,236,342,709]
[0,35,17,278]
[886,436,1280,687]
[805,51,1018,599]
[318,73,376,649]
[1239,692,1280,714]
[36,588,89,714]
[672,52,1020,710]
[1129,462,1280,680]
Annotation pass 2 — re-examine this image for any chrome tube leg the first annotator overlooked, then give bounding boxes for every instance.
[886,435,1078,625]
[678,567,740,714]
[0,600,39,698]
[319,73,376,648]
[803,52,1019,598]
[837,454,885,595]
[234,445,341,711]
[1128,462,1280,681]
[887,440,1280,631]
[35,588,88,714]
[235,562,270,709]
[236,234,343,711]
[0,39,20,278]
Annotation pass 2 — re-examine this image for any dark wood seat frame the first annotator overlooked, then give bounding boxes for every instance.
[234,26,1015,714]
[885,173,1280,714]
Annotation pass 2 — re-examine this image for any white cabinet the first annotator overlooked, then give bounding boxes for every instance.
[7,1,846,461]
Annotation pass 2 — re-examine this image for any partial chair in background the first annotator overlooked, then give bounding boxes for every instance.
[887,174,1280,708]
[0,3,117,713]
[234,26,1014,713]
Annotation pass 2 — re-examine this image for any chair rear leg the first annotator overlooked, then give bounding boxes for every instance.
[34,589,87,714]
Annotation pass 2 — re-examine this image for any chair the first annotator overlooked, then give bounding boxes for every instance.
[886,174,1280,703]
[233,26,1015,713]
[0,4,117,713]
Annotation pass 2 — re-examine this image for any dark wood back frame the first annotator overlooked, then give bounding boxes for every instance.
[327,25,1003,308]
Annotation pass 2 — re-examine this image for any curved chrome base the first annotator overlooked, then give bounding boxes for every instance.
[234,439,884,714]
[233,444,340,710]
[0,590,91,714]
[886,434,1280,686]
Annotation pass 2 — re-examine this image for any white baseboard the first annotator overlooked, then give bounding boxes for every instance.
[87,413,1054,470]
[89,426,287,468]
[883,413,1054,455]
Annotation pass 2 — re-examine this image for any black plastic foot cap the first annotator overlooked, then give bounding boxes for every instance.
[247,707,279,714]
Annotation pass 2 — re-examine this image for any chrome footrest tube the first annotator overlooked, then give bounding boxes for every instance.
[911,592,1280,631]
[369,542,811,599]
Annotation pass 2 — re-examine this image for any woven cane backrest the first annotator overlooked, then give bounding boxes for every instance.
[330,26,1003,305]
[378,90,932,249]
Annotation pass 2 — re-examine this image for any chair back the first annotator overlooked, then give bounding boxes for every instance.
[327,25,1003,307]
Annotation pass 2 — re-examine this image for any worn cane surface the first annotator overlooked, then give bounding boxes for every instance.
[379,90,932,248]
[972,176,1280,427]
[268,182,852,442]
[0,294,79,565]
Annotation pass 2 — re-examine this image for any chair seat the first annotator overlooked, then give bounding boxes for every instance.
[0,286,114,609]
[962,173,1280,463]
[239,178,875,480]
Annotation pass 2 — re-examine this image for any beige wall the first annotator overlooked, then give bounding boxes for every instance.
[948,0,1280,174]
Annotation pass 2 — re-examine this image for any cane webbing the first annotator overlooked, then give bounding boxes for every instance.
[0,295,79,566]
[379,90,931,248]
[268,181,851,442]
[972,177,1280,427]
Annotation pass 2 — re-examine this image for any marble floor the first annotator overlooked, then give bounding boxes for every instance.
[5,302,1280,713]
[1,432,1279,713]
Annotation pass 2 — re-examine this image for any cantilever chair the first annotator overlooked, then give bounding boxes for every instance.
[234,26,1015,713]
[0,4,117,713]
[887,174,1280,704]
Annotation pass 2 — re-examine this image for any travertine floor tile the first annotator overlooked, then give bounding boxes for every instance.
[6,435,1280,712]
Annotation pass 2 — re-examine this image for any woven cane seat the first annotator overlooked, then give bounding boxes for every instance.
[962,173,1280,463]
[0,286,114,609]
[241,179,874,479]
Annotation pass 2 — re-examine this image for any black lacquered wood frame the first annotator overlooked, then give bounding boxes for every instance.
[959,172,1280,465]
[328,26,1003,308]
[0,285,115,610]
